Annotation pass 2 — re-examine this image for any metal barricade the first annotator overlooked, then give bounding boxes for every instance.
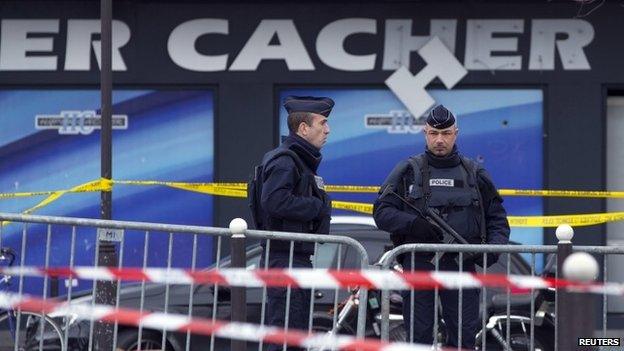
[378,239,624,351]
[0,212,369,351]
[243,227,370,345]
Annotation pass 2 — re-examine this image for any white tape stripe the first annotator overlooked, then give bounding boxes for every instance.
[361,270,410,290]
[301,334,433,351]
[595,284,624,295]
[73,267,116,281]
[144,268,194,285]
[507,275,551,289]
[0,292,555,351]
[220,268,264,288]
[288,269,341,289]
[141,313,190,331]
[3,266,624,296]
[215,322,269,342]
[300,334,354,349]
[0,292,23,309]
[431,271,482,289]
[2,266,44,278]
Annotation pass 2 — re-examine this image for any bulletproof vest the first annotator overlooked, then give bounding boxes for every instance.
[406,155,486,244]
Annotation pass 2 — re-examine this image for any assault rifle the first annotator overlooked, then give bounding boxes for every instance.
[381,186,474,264]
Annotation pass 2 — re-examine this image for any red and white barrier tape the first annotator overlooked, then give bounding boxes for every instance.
[2,265,620,295]
[0,291,445,351]
[1,266,619,294]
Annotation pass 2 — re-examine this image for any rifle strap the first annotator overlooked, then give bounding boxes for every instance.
[460,156,488,245]
[407,155,431,209]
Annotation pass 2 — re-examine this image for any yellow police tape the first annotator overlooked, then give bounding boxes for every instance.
[1,179,112,226]
[332,201,374,214]
[7,181,624,199]
[507,213,624,227]
[209,185,624,198]
[325,185,380,193]
[498,189,624,198]
[3,180,624,228]
[331,200,624,227]
[0,179,112,200]
[21,179,112,215]
[114,180,248,198]
[320,186,624,198]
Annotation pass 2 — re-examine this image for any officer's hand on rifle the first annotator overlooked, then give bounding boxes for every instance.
[410,217,444,243]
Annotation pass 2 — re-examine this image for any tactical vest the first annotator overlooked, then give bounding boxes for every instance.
[251,146,330,255]
[261,147,316,233]
[405,155,487,244]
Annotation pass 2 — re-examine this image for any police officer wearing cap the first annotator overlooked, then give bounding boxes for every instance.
[373,105,510,348]
[259,96,333,350]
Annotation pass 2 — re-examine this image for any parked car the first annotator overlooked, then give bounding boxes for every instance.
[42,216,534,351]
[325,254,554,351]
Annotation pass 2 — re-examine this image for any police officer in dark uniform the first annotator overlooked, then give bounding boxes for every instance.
[258,96,333,350]
[373,105,510,348]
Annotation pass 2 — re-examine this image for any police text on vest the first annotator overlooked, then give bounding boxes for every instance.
[429,179,455,187]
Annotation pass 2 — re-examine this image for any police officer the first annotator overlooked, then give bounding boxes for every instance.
[373,105,510,348]
[259,96,333,350]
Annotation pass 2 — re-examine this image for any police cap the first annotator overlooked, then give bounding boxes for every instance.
[283,96,335,117]
[426,105,456,129]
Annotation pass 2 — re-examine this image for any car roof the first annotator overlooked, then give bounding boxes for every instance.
[330,215,377,227]
[330,216,390,243]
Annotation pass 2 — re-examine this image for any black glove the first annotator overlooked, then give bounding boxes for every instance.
[470,252,499,268]
[410,217,444,243]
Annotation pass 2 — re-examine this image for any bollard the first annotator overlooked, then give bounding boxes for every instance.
[229,218,248,351]
[555,223,573,351]
[563,252,599,350]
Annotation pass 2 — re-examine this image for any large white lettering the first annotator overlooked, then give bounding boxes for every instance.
[0,18,595,72]
[65,19,130,71]
[529,19,593,70]
[168,19,229,72]
[464,19,524,70]
[316,18,377,71]
[0,19,59,70]
[229,20,313,71]
[383,19,457,70]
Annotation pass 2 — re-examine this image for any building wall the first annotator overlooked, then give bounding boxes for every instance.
[0,0,617,246]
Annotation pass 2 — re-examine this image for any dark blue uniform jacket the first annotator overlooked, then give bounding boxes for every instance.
[261,134,331,255]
